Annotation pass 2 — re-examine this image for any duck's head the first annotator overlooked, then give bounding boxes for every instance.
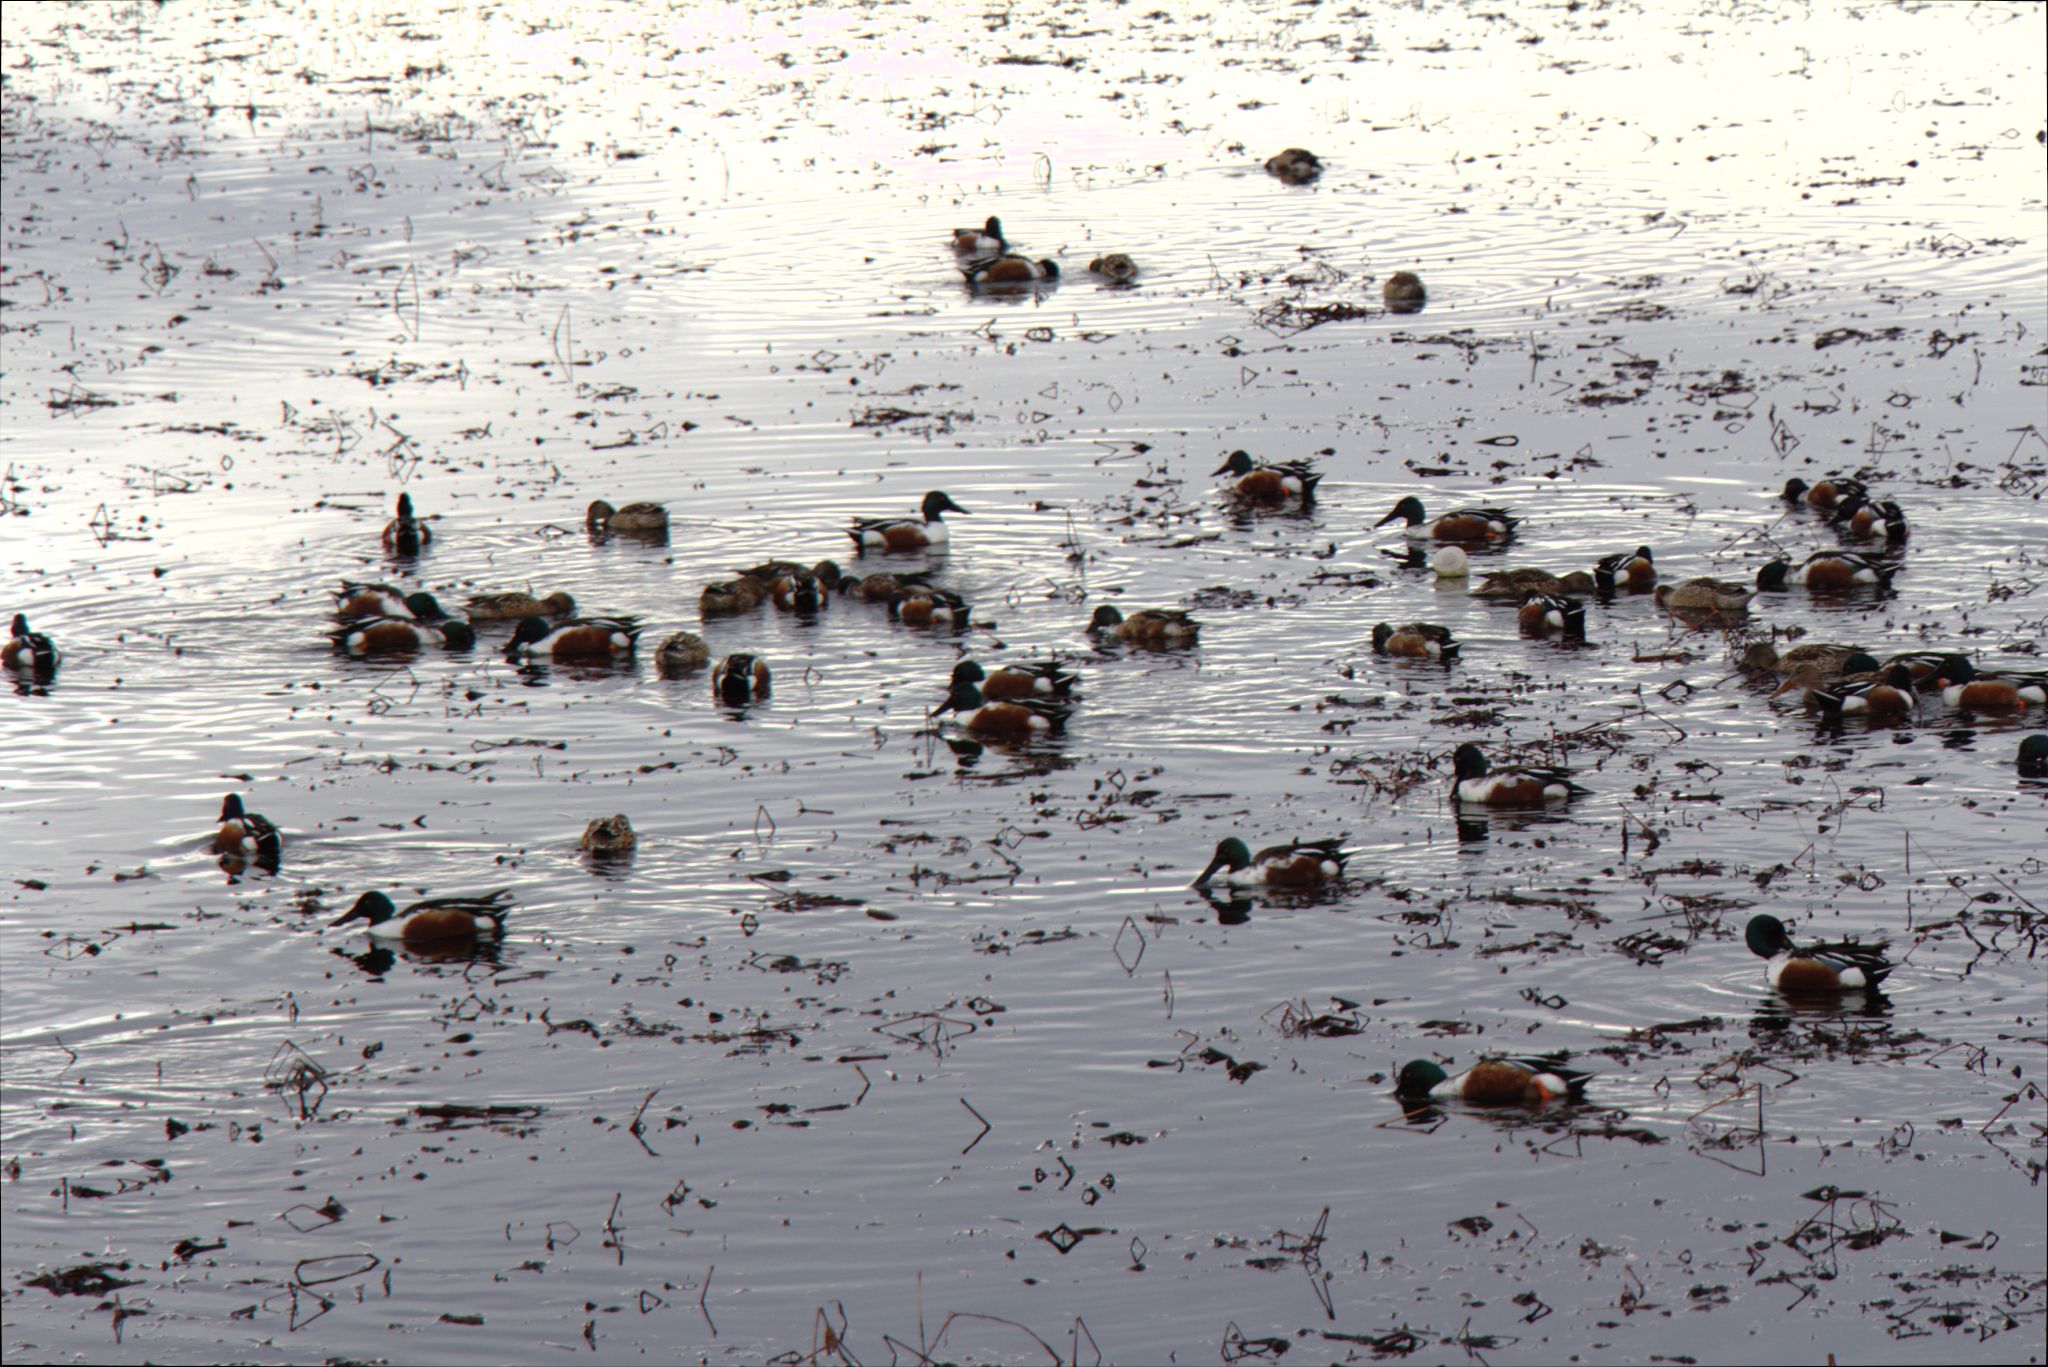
[950,660,987,687]
[1394,1060,1447,1099]
[540,592,577,616]
[2019,734,2048,776]
[1781,477,1809,502]
[922,490,969,520]
[1745,913,1792,959]
[439,621,477,651]
[1194,837,1252,886]
[331,890,398,930]
[219,794,247,822]
[508,616,553,649]
[585,499,616,529]
[1376,495,1427,529]
[395,492,416,517]
[1212,450,1256,478]
[1755,560,1791,591]
[1088,605,1125,631]
[1371,623,1395,652]
[1450,743,1490,782]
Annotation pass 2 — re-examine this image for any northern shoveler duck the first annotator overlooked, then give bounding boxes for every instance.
[931,677,1072,737]
[3,614,58,673]
[1450,743,1589,808]
[952,215,1006,255]
[847,490,968,552]
[214,793,281,863]
[964,255,1058,287]
[465,590,576,622]
[1088,253,1139,283]
[712,652,771,704]
[1736,640,1866,679]
[1089,604,1199,646]
[1653,577,1756,625]
[333,582,445,621]
[2019,734,2048,778]
[1518,591,1586,641]
[505,615,640,660]
[1593,546,1657,592]
[741,560,841,613]
[840,569,931,602]
[1879,650,1973,690]
[1470,567,1594,599]
[654,631,710,676]
[1934,658,2047,711]
[1371,621,1460,661]
[1781,663,1919,719]
[1193,836,1347,888]
[1745,913,1892,993]
[330,888,513,949]
[1430,546,1470,580]
[1213,450,1322,502]
[1264,148,1321,184]
[700,576,768,615]
[580,814,636,856]
[586,499,669,536]
[1756,551,1897,593]
[1377,495,1518,543]
[382,492,430,554]
[890,586,970,628]
[952,658,1077,699]
[1381,271,1426,312]
[1829,493,1908,546]
[332,615,475,654]
[1395,1054,1591,1105]
[1782,475,1867,511]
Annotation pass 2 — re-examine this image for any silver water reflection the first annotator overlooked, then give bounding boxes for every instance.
[4,3,2044,1364]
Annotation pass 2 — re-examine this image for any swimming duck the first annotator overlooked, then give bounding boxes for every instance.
[3,614,58,674]
[1653,577,1756,625]
[1782,475,1867,512]
[1745,913,1892,993]
[1592,546,1657,592]
[1517,591,1586,641]
[1264,148,1322,184]
[931,677,1073,737]
[964,255,1059,287]
[1088,253,1139,283]
[952,216,1006,255]
[1789,663,1920,719]
[329,888,513,949]
[1088,604,1199,646]
[1829,493,1908,546]
[847,491,968,552]
[580,814,636,856]
[1450,743,1589,807]
[333,582,445,621]
[505,615,640,660]
[1755,551,1897,592]
[1395,1054,1591,1105]
[586,499,669,536]
[382,492,430,554]
[1213,450,1322,502]
[464,590,576,622]
[1381,271,1426,312]
[712,653,771,704]
[1377,496,1518,543]
[890,586,971,628]
[1371,622,1460,661]
[1471,567,1594,600]
[951,659,1077,699]
[331,616,476,654]
[2019,734,2048,778]
[700,576,769,615]
[1736,640,1866,679]
[214,793,281,864]
[1934,658,2047,711]
[1193,836,1347,888]
[841,569,933,602]
[654,631,710,676]
[751,560,841,612]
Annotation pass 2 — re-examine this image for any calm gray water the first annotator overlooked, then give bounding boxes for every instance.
[4,2,2044,1363]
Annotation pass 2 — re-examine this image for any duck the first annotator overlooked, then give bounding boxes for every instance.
[3,614,58,674]
[700,576,769,615]
[1471,567,1595,600]
[1745,913,1892,993]
[1395,1054,1591,1105]
[1801,664,1921,719]
[1450,743,1589,807]
[1212,450,1322,502]
[654,631,710,676]
[1755,551,1897,592]
[464,590,576,622]
[930,677,1072,737]
[1193,835,1347,888]
[964,255,1058,287]
[505,615,640,661]
[1088,604,1199,646]
[766,561,843,612]
[890,585,971,628]
[1879,650,1974,690]
[1377,495,1518,543]
[1736,640,1866,679]
[213,793,281,864]
[951,658,1077,699]
[580,814,636,856]
[1088,253,1139,283]
[1381,271,1426,312]
[329,888,513,949]
[586,499,669,536]
[2019,734,2048,778]
[951,215,1006,255]
[331,615,476,654]
[847,490,968,552]
[1264,148,1321,184]
[381,492,430,554]
[333,582,445,621]
[1517,591,1586,641]
[1652,577,1756,625]
[1934,658,2047,711]
[841,568,933,602]
[1782,475,1867,512]
[1829,493,1908,546]
[1371,622,1460,661]
[712,653,771,704]
[1593,546,1657,592]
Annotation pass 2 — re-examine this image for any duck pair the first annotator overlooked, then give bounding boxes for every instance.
[931,660,1077,737]
[951,216,1057,285]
